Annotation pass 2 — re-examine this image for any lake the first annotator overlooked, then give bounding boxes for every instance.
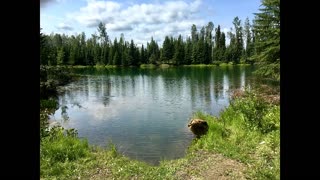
[50,65,257,165]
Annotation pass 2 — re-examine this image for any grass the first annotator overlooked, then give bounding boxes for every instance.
[159,63,171,68]
[140,64,157,68]
[189,89,280,179]
[219,62,234,66]
[236,63,251,66]
[40,88,279,179]
[60,63,252,70]
[72,65,88,68]
[182,64,217,67]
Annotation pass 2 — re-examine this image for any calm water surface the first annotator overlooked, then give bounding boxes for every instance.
[51,66,257,165]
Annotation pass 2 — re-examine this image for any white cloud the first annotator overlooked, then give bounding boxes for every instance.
[222,28,229,35]
[66,0,205,46]
[68,1,121,27]
[57,23,74,31]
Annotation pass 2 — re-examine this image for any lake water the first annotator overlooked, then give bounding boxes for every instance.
[50,66,257,165]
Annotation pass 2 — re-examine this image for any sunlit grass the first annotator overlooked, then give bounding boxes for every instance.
[140,64,157,68]
[189,90,280,179]
[182,64,217,67]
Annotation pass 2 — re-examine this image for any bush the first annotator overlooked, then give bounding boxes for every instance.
[41,126,89,163]
[230,91,279,133]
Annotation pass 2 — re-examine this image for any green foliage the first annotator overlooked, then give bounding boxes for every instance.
[40,110,50,139]
[249,130,280,179]
[161,36,174,63]
[230,91,279,133]
[147,37,160,64]
[173,35,185,65]
[40,126,90,178]
[97,21,108,44]
[189,89,280,179]
[40,66,75,99]
[40,99,58,111]
[252,0,280,81]
[213,25,226,62]
[219,62,231,66]
[254,62,280,81]
[140,64,156,68]
[244,17,254,63]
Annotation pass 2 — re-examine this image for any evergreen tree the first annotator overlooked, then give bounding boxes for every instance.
[225,30,236,63]
[128,40,136,66]
[220,32,226,61]
[113,38,121,65]
[161,36,174,64]
[191,24,198,43]
[205,22,214,64]
[108,46,114,65]
[252,0,280,80]
[173,35,184,65]
[213,25,222,62]
[56,47,65,65]
[147,37,160,64]
[40,28,48,65]
[184,37,192,65]
[97,22,109,44]
[197,37,205,64]
[140,44,146,64]
[232,16,244,64]
[243,17,254,63]
[80,32,87,65]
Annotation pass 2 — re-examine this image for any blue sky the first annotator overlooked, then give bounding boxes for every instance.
[40,0,261,46]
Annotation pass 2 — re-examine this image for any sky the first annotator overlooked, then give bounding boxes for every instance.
[40,0,261,47]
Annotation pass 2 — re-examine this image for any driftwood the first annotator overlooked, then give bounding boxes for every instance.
[188,119,209,137]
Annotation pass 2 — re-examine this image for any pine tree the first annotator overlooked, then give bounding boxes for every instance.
[220,32,226,61]
[161,36,174,64]
[173,35,184,65]
[97,22,109,44]
[56,47,65,65]
[243,17,254,63]
[184,37,192,65]
[205,22,214,64]
[225,30,236,63]
[140,44,146,64]
[191,24,198,43]
[214,25,222,62]
[147,37,160,64]
[252,0,280,80]
[232,16,244,64]
[128,40,135,66]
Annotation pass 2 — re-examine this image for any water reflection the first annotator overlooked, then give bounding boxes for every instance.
[51,66,256,165]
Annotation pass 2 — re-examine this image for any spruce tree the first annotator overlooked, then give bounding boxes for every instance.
[252,0,280,80]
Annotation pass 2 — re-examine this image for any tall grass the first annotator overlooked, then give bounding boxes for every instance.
[40,126,91,178]
[189,89,280,179]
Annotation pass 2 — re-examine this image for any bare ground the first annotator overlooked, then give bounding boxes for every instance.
[82,150,247,180]
[174,150,247,180]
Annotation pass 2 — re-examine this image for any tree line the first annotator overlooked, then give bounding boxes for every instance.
[40,0,279,80]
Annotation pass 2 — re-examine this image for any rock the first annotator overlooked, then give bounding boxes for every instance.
[188,119,209,137]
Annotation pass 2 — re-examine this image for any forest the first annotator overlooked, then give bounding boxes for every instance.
[40,0,279,80]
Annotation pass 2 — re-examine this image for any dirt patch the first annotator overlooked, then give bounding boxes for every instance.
[175,150,247,180]
[75,150,247,180]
